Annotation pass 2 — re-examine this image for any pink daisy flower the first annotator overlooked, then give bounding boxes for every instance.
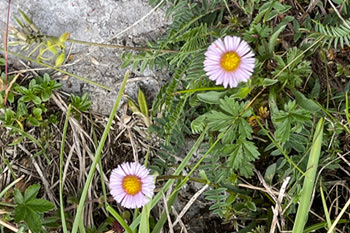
[203,36,255,88]
[110,162,155,209]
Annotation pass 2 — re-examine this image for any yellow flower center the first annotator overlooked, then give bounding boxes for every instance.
[220,51,240,71]
[122,175,142,196]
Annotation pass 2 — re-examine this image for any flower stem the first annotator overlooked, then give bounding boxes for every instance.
[46,36,178,54]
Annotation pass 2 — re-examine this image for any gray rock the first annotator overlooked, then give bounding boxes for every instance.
[0,0,171,114]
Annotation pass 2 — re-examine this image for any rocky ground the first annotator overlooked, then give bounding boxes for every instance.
[0,0,171,114]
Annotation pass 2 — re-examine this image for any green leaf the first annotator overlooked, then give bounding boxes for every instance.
[191,115,206,134]
[274,117,291,143]
[14,188,24,204]
[14,205,26,223]
[292,89,321,112]
[32,108,42,118]
[269,25,286,54]
[264,163,276,184]
[27,199,55,212]
[261,78,278,87]
[246,200,256,211]
[230,86,252,99]
[17,102,28,118]
[24,184,40,202]
[310,79,320,99]
[238,118,253,139]
[197,91,227,104]
[206,111,232,131]
[292,118,324,233]
[139,201,151,233]
[138,88,149,117]
[41,90,52,102]
[127,97,140,113]
[25,207,42,233]
[225,137,260,177]
[55,53,65,67]
[27,116,40,126]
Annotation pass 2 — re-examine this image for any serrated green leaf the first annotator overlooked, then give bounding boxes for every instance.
[27,199,55,212]
[238,119,253,139]
[25,207,42,233]
[14,205,26,223]
[24,184,40,202]
[228,143,244,170]
[206,111,232,131]
[274,117,291,143]
[242,139,260,161]
[14,188,24,204]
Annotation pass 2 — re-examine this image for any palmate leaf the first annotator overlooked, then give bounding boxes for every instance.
[272,101,311,144]
[13,184,54,233]
[223,137,260,178]
[206,110,233,131]
[24,184,40,202]
[206,97,253,142]
[272,47,311,87]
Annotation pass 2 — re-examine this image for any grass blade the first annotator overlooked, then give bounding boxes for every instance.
[71,71,130,233]
[59,104,72,233]
[292,118,324,233]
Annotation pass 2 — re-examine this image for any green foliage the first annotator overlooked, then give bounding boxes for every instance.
[223,137,260,178]
[70,93,92,112]
[312,19,350,49]
[204,188,229,217]
[14,184,55,232]
[272,47,311,87]
[272,101,311,144]
[4,0,350,232]
[0,73,62,129]
[127,88,151,127]
[9,9,69,67]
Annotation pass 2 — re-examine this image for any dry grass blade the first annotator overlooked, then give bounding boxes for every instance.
[17,144,57,206]
[0,219,19,232]
[162,192,174,233]
[270,177,290,233]
[3,73,20,105]
[172,184,209,227]
[171,207,188,233]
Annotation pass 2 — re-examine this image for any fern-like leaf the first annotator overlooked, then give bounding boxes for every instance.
[312,19,350,48]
